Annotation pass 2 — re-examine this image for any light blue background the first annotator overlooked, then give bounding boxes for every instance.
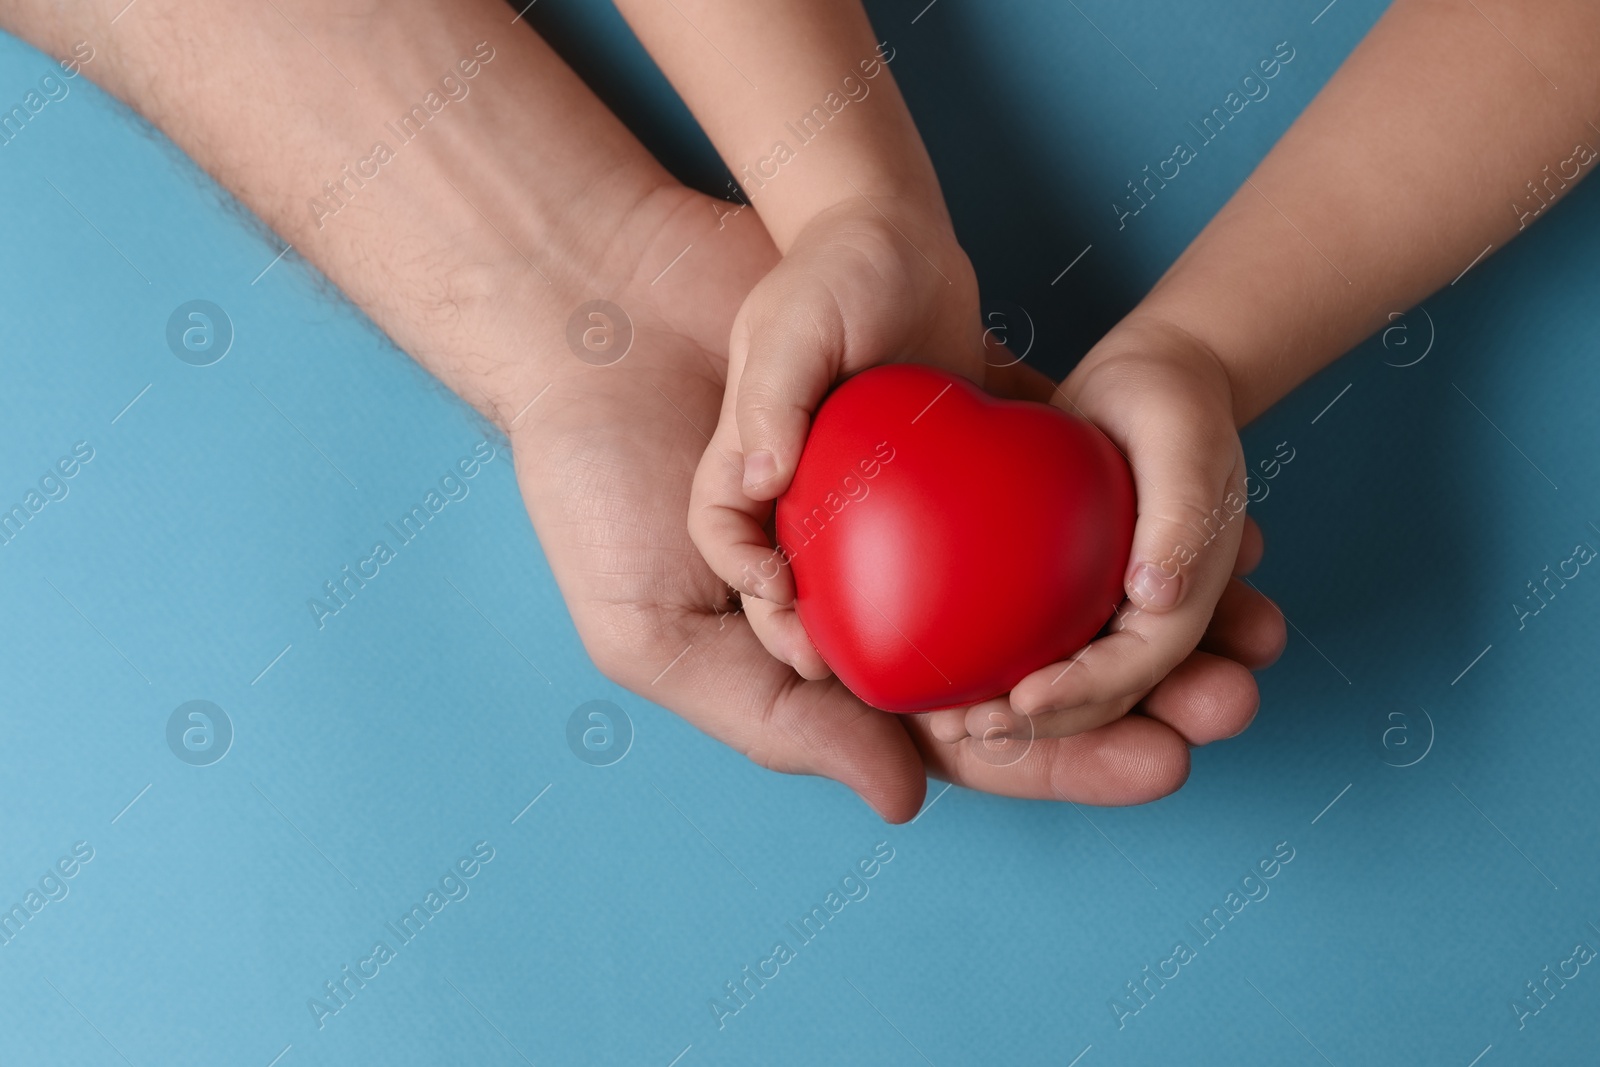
[3,0,1597,1064]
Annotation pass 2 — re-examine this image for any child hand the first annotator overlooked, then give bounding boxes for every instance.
[687,197,992,676]
[949,315,1286,741]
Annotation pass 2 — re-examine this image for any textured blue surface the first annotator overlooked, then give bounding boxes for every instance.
[3,1,1598,1064]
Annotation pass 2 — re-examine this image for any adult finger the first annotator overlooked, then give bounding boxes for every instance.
[1197,579,1287,670]
[905,711,1191,806]
[600,603,926,822]
[1137,650,1260,745]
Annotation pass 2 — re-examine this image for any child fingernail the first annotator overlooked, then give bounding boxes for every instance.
[743,450,777,491]
[1129,563,1181,609]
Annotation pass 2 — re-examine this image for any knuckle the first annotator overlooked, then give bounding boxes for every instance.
[745,272,844,355]
[1140,491,1249,569]
[737,378,797,423]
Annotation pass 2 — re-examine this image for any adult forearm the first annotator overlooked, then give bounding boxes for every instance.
[1133,0,1600,424]
[0,0,674,425]
[610,0,942,249]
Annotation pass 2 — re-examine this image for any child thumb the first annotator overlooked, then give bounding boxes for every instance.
[733,277,847,501]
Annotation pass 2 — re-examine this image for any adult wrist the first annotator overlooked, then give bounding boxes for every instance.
[272,15,683,429]
[376,166,684,434]
[3,0,684,431]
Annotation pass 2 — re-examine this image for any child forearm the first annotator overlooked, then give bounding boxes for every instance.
[610,0,945,248]
[1131,0,1600,424]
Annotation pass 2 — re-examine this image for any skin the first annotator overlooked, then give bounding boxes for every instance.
[616,0,1599,742]
[610,0,1076,675]
[611,0,1285,730]
[981,0,1600,739]
[0,0,1279,820]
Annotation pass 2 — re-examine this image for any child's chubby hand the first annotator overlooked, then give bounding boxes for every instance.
[928,315,1287,744]
[687,194,1010,676]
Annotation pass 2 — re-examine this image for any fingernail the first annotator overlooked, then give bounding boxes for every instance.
[743,450,777,492]
[1129,562,1181,610]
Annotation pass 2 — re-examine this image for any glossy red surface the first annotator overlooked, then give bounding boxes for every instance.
[775,364,1136,712]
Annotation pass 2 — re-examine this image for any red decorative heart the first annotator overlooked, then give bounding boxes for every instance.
[775,364,1135,713]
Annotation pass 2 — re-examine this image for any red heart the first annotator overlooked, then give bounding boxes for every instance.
[775,364,1135,713]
